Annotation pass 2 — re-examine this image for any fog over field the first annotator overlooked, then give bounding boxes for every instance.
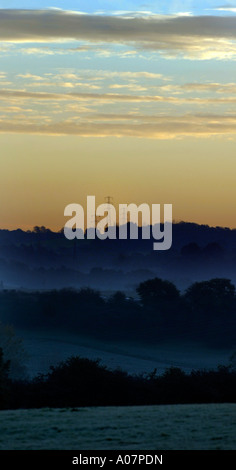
[17,329,233,379]
[0,223,236,293]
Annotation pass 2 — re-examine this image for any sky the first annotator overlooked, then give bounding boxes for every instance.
[0,1,236,230]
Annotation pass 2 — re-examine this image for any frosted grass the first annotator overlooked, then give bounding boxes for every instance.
[0,403,235,450]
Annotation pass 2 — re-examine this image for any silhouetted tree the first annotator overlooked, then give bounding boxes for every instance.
[77,287,104,304]
[229,351,236,372]
[185,278,235,312]
[181,242,201,257]
[0,323,27,379]
[7,355,236,409]
[183,278,236,345]
[0,348,10,409]
[108,291,127,306]
[203,242,224,258]
[33,226,50,234]
[136,277,180,307]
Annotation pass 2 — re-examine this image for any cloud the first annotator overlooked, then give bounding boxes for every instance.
[0,81,12,86]
[0,69,170,83]
[109,84,147,91]
[0,10,236,59]
[175,12,193,17]
[2,88,236,106]
[0,89,175,103]
[69,45,110,53]
[107,71,168,80]
[71,70,168,80]
[17,73,46,81]
[0,113,236,139]
[210,5,236,13]
[24,81,101,89]
[181,82,236,93]
[19,47,64,55]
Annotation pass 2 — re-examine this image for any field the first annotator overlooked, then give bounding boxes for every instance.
[0,404,235,450]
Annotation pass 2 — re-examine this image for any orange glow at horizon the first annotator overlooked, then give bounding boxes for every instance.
[0,134,235,231]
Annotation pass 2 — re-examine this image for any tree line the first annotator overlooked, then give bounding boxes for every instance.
[1,353,236,410]
[0,277,235,347]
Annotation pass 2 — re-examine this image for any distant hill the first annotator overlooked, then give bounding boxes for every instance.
[0,222,235,292]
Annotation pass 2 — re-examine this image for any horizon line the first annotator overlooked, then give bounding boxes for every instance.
[0,220,235,233]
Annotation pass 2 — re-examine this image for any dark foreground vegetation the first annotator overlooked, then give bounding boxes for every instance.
[1,352,236,410]
[1,275,235,409]
[0,277,235,347]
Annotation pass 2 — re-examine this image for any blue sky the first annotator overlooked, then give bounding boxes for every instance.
[1,1,236,15]
[0,2,236,138]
